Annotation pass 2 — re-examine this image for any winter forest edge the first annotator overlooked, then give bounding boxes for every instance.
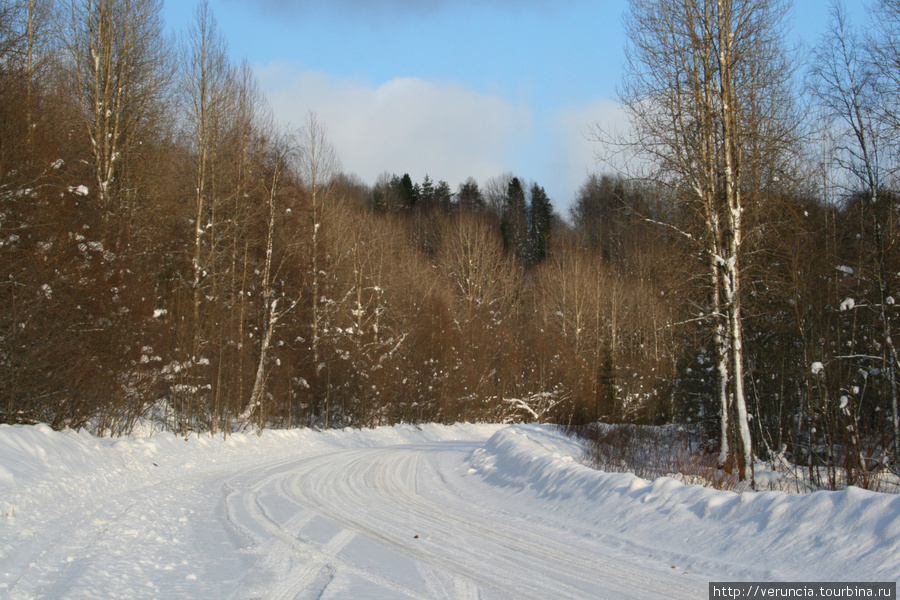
[3,0,900,493]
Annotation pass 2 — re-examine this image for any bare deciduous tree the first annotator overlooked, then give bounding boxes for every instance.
[607,0,798,483]
[294,111,340,377]
[810,2,900,467]
[871,0,900,144]
[241,134,298,430]
[64,0,171,217]
[437,211,519,320]
[183,0,231,328]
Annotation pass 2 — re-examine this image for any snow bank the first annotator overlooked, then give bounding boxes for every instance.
[466,425,900,583]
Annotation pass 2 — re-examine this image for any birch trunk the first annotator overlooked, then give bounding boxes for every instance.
[242,160,279,429]
[717,0,753,484]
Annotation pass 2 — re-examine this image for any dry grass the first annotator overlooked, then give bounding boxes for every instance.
[565,423,741,491]
[564,423,900,494]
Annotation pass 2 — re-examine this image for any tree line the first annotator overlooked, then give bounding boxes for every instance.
[0,0,629,436]
[2,0,900,490]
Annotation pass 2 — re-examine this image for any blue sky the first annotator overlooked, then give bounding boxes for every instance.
[163,0,864,215]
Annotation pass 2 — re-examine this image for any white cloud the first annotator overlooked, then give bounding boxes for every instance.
[256,63,532,188]
[549,98,633,215]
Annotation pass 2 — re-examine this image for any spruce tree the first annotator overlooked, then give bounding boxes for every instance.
[399,173,417,208]
[457,177,484,210]
[529,183,554,263]
[435,180,453,212]
[501,177,528,263]
[420,174,434,205]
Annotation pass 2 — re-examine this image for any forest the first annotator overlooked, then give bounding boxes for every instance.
[2,0,900,490]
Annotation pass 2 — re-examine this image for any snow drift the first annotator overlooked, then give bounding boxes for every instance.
[467,425,900,583]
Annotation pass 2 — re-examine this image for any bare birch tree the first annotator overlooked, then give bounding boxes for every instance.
[165,0,234,433]
[240,135,298,430]
[22,0,52,144]
[183,0,231,329]
[608,0,797,483]
[294,112,340,381]
[437,211,520,321]
[64,0,170,218]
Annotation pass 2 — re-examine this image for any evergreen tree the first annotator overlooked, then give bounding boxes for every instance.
[435,180,453,212]
[420,174,434,205]
[501,177,528,263]
[398,173,417,208]
[529,183,554,263]
[457,177,484,210]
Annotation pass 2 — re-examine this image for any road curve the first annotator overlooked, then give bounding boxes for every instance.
[1,432,707,599]
[220,440,704,599]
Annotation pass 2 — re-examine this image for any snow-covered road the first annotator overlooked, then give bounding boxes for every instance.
[2,423,898,599]
[221,442,700,599]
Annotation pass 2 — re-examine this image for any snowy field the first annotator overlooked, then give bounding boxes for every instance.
[1,423,898,599]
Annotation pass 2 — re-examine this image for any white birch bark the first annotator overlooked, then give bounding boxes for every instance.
[241,157,279,428]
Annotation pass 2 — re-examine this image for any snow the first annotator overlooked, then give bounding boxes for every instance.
[1,423,897,599]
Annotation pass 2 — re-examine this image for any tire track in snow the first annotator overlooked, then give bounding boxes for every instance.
[2,429,706,599]
[222,455,435,600]
[282,447,597,598]
[275,443,700,600]
[417,562,482,600]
